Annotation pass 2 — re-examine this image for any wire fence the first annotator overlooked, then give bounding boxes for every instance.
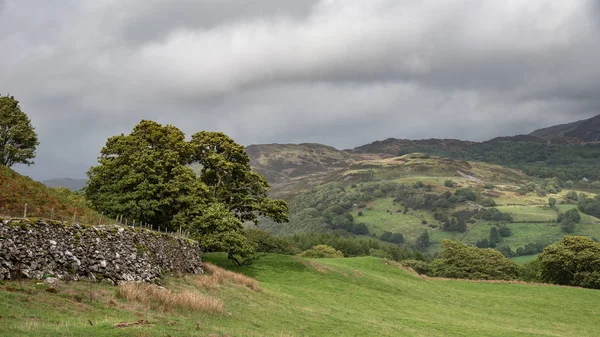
[1,204,192,240]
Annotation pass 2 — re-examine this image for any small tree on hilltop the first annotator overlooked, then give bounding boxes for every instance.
[548,197,557,208]
[0,94,39,167]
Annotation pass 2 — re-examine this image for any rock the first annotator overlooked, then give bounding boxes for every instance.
[0,221,202,283]
[44,277,62,288]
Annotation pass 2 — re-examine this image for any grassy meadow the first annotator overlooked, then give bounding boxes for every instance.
[1,254,599,337]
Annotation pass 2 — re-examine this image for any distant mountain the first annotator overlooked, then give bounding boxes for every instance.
[349,138,476,156]
[246,143,355,183]
[529,114,600,142]
[42,178,86,191]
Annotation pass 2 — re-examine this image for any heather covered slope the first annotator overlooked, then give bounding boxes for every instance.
[1,254,599,336]
[0,165,101,222]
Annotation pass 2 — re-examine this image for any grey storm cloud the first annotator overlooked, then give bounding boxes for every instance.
[0,0,599,180]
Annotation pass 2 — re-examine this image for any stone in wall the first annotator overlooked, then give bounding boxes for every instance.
[0,219,203,283]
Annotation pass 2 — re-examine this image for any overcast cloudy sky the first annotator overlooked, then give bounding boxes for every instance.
[1,0,599,180]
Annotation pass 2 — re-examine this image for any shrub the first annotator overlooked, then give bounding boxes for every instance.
[401,259,430,275]
[481,198,496,207]
[299,245,344,258]
[454,188,476,201]
[413,181,424,189]
[537,236,600,289]
[444,179,457,188]
[429,240,520,280]
[566,191,578,201]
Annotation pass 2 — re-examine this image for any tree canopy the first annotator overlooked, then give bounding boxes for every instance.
[430,240,520,280]
[86,120,288,264]
[537,236,600,289]
[0,95,39,167]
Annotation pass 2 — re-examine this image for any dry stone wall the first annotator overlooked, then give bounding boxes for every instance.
[0,218,203,283]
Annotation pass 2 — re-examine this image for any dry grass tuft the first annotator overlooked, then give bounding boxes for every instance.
[194,263,261,292]
[118,283,224,314]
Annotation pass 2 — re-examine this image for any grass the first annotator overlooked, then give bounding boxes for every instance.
[352,197,462,244]
[2,254,599,336]
[117,282,224,313]
[0,165,102,223]
[511,254,540,264]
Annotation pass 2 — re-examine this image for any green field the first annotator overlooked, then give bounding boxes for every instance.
[2,254,599,336]
[511,254,540,264]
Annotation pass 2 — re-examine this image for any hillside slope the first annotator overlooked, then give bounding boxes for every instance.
[0,166,101,222]
[2,254,599,336]
[529,114,600,142]
[349,138,476,156]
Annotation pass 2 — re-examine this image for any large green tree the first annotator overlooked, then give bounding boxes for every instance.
[189,131,288,225]
[86,120,288,264]
[537,236,600,289]
[0,95,39,167]
[86,120,205,226]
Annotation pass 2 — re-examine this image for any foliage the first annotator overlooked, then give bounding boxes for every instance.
[476,208,513,222]
[578,197,600,218]
[560,219,576,233]
[243,228,301,255]
[190,131,288,225]
[0,94,39,167]
[86,120,288,264]
[444,179,457,187]
[489,226,502,245]
[0,165,102,222]
[401,259,431,274]
[380,231,405,244]
[566,191,579,201]
[285,232,418,261]
[430,240,520,280]
[449,141,600,181]
[548,197,557,208]
[4,254,600,336]
[416,230,430,250]
[537,236,600,289]
[454,188,476,201]
[86,121,207,226]
[185,203,257,266]
[299,245,344,258]
[481,198,496,207]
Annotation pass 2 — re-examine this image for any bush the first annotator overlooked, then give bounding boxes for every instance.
[401,259,430,275]
[444,179,457,188]
[481,198,496,207]
[566,191,578,201]
[454,188,476,201]
[429,240,520,280]
[537,236,600,289]
[560,219,576,233]
[299,245,344,258]
[244,228,300,255]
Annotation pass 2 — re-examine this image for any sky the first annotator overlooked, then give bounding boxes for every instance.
[1,0,599,180]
